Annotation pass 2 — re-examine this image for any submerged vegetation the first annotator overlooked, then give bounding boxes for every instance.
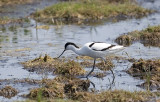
[115,25,160,47]
[32,0,152,24]
[0,17,22,25]
[0,0,36,6]
[0,17,30,27]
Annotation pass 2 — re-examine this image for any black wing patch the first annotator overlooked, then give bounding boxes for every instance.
[89,42,105,48]
[101,45,116,51]
[92,44,116,51]
[89,42,95,47]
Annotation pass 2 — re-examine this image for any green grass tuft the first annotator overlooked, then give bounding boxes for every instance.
[32,0,152,24]
[115,25,160,47]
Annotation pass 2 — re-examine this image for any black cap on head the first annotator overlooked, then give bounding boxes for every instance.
[65,42,79,49]
[57,42,79,58]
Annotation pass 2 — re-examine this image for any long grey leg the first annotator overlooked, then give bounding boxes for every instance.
[86,58,96,78]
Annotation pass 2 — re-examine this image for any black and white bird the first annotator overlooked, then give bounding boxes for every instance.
[58,42,124,78]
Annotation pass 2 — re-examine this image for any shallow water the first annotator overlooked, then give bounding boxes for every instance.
[0,0,160,101]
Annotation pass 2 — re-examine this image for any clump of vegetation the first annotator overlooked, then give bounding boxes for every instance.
[64,79,90,97]
[21,54,86,77]
[31,0,152,24]
[54,60,86,77]
[21,54,56,72]
[27,80,65,99]
[27,76,159,102]
[71,90,156,102]
[96,60,114,71]
[22,54,116,77]
[27,77,90,99]
[0,86,18,98]
[21,55,160,101]
[115,25,160,47]
[127,59,160,90]
[115,34,136,46]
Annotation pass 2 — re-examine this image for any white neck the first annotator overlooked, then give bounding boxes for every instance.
[68,45,83,56]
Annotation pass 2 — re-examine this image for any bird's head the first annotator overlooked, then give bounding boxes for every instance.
[57,42,79,58]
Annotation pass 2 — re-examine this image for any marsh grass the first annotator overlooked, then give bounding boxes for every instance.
[143,65,152,91]
[127,59,160,90]
[70,90,156,102]
[21,54,86,77]
[26,76,158,102]
[21,54,116,78]
[115,25,160,47]
[22,98,78,102]
[32,0,152,24]
[27,77,90,100]
[21,55,160,101]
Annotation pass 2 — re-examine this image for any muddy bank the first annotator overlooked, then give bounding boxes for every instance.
[127,59,160,90]
[115,25,160,47]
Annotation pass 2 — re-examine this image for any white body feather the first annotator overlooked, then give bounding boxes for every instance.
[67,42,124,59]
